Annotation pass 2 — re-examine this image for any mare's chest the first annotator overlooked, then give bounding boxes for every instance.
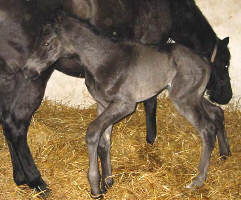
[0,17,30,72]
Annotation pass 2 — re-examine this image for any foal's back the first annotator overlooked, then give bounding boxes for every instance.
[120,44,210,102]
[60,18,211,103]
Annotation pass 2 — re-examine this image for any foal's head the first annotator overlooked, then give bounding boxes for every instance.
[207,37,232,105]
[23,24,62,79]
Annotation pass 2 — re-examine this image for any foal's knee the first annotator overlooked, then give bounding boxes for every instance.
[85,122,101,146]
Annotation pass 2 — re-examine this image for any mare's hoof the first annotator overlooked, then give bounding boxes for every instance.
[31,180,51,199]
[90,192,104,199]
[34,186,51,199]
[146,133,157,145]
[146,137,156,145]
[185,176,205,189]
[101,177,114,193]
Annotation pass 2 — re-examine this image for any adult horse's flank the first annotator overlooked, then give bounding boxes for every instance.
[23,17,231,198]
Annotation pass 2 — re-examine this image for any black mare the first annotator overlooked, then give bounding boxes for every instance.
[61,0,232,144]
[23,16,231,198]
[0,0,232,197]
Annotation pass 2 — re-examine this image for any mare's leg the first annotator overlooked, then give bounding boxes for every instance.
[96,104,114,193]
[2,70,52,196]
[143,96,157,144]
[3,119,47,192]
[202,99,231,158]
[86,100,136,198]
[6,140,26,186]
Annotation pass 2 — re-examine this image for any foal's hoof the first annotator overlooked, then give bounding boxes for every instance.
[101,177,114,193]
[220,149,231,160]
[220,153,231,161]
[90,192,104,199]
[185,176,205,189]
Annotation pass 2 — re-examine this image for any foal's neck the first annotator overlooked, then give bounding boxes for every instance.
[60,17,118,68]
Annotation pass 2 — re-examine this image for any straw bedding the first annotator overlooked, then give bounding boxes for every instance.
[0,97,240,200]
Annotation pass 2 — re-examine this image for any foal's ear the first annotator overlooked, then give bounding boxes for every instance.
[222,37,229,46]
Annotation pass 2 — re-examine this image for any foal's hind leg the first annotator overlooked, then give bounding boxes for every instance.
[86,100,136,198]
[202,99,231,158]
[170,95,217,188]
[143,96,157,144]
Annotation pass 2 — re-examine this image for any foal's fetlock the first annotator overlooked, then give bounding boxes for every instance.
[105,176,114,188]
[101,177,114,193]
[185,175,206,189]
[218,136,231,159]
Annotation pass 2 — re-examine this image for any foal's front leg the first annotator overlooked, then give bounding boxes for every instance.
[86,101,136,198]
[96,104,114,193]
[98,125,114,193]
